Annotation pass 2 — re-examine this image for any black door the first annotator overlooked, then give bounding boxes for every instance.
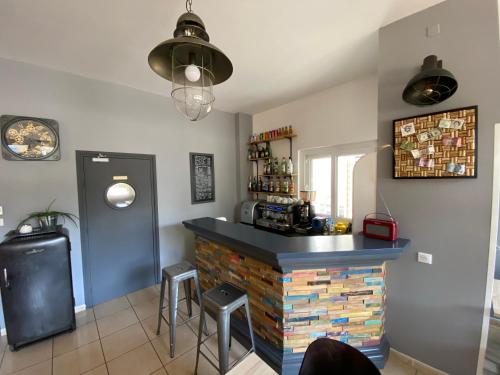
[76,151,159,307]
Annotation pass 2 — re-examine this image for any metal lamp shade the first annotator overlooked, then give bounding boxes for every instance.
[148,11,232,121]
[170,44,215,121]
[402,55,458,106]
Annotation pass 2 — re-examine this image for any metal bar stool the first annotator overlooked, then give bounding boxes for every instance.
[195,282,256,375]
[156,261,207,358]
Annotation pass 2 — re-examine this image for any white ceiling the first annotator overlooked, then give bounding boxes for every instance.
[0,0,444,114]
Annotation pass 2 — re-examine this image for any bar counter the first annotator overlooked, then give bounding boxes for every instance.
[183,217,410,374]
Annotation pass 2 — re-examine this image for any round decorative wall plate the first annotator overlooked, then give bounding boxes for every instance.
[0,115,61,161]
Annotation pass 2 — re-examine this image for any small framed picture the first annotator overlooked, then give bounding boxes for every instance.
[190,153,215,204]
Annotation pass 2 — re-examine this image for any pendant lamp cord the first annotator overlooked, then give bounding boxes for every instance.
[186,0,192,13]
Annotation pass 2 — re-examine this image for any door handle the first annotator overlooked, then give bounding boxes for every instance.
[3,268,10,289]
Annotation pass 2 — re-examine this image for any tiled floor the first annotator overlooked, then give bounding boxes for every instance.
[0,285,422,374]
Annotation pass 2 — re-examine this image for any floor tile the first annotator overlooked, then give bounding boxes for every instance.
[53,340,104,375]
[140,315,169,340]
[203,333,249,368]
[132,298,160,321]
[6,360,51,375]
[186,312,218,337]
[381,353,417,375]
[150,325,198,365]
[94,297,130,320]
[101,323,148,362]
[96,307,138,338]
[151,368,167,375]
[164,345,218,375]
[53,321,99,356]
[107,343,162,375]
[0,338,52,375]
[82,364,108,375]
[0,336,8,354]
[76,308,95,328]
[227,352,277,375]
[127,286,159,306]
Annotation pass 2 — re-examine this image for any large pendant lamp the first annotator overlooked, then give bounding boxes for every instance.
[402,55,458,106]
[148,0,233,121]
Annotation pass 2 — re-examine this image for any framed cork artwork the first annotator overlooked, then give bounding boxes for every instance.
[393,106,478,179]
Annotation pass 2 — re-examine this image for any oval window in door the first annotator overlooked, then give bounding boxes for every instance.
[105,182,136,208]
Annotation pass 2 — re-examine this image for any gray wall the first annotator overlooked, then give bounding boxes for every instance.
[0,58,238,321]
[235,113,252,221]
[377,0,500,374]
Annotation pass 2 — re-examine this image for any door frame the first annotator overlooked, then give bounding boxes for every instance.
[75,150,160,307]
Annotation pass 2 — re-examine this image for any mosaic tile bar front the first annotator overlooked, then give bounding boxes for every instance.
[195,236,386,353]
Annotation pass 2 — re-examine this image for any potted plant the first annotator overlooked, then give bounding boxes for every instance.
[20,199,78,230]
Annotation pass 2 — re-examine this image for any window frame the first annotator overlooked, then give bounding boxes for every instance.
[299,140,377,221]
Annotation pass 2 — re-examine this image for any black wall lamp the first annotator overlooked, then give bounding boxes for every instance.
[402,55,458,106]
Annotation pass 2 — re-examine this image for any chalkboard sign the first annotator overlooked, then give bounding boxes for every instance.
[190,153,215,204]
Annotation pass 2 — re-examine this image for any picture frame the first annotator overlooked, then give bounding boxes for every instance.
[392,106,478,179]
[190,152,215,204]
[1,115,61,161]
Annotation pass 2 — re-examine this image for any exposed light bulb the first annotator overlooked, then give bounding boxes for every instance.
[185,64,201,82]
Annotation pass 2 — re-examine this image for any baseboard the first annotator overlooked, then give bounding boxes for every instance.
[74,304,87,313]
[1,304,86,336]
[390,348,449,375]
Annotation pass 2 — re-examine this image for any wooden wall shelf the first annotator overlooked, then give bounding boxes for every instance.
[248,157,272,162]
[248,134,297,145]
[260,174,297,178]
[248,191,296,197]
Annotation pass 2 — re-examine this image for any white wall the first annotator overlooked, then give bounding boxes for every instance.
[251,75,378,226]
[252,75,378,164]
[0,58,238,320]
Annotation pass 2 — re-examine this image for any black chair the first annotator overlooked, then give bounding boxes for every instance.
[298,338,381,375]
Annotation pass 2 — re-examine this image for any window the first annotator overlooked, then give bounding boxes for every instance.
[336,154,364,219]
[301,141,376,221]
[310,156,332,216]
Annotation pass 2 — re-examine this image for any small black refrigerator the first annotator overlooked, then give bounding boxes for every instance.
[0,228,76,350]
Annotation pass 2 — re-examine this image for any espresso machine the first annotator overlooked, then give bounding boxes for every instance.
[294,190,316,233]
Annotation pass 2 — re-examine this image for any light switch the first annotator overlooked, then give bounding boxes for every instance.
[426,24,440,37]
[418,252,433,264]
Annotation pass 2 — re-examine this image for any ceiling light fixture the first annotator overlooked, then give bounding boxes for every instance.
[402,55,458,106]
[148,0,233,121]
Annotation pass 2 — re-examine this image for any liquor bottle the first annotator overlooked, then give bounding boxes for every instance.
[264,143,269,158]
[273,157,279,175]
[275,178,280,193]
[269,180,274,193]
[258,177,263,192]
[267,142,272,157]
[288,125,293,135]
[262,178,268,192]
[248,177,252,191]
[282,178,289,193]
[281,157,287,175]
[286,157,293,175]
[289,177,295,194]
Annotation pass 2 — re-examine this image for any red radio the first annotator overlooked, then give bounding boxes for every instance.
[363,213,398,241]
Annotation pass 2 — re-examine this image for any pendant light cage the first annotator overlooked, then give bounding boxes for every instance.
[171,44,215,121]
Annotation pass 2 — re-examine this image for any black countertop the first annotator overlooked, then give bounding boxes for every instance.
[183,217,410,270]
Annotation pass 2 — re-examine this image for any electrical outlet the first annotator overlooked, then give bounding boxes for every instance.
[418,252,433,264]
[426,24,441,37]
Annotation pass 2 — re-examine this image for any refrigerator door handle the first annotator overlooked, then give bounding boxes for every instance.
[3,268,10,289]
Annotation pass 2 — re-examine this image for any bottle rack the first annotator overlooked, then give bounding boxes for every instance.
[248,133,296,197]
